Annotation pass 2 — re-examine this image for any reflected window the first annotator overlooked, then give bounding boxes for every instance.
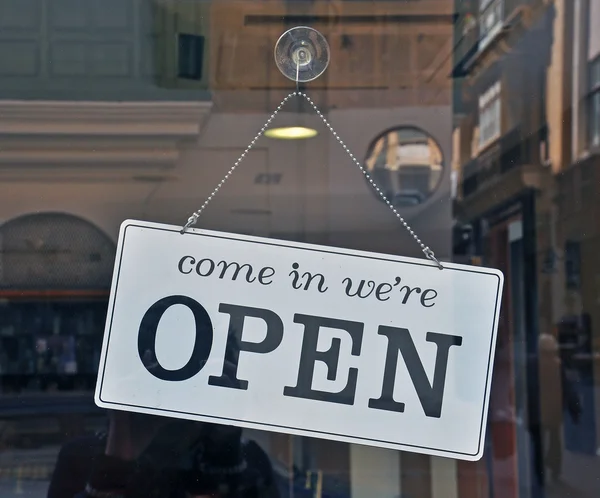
[0,300,108,385]
[589,56,600,147]
[479,80,502,149]
[479,0,504,51]
[0,213,114,394]
[364,127,444,207]
[177,33,205,80]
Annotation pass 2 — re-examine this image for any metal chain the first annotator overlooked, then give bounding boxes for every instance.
[181,91,443,270]
[180,91,296,234]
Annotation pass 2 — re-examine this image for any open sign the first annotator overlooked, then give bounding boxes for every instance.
[95,221,503,461]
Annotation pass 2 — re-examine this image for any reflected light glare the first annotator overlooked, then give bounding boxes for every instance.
[264,126,318,139]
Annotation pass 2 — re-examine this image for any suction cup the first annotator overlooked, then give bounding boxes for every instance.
[274,26,330,83]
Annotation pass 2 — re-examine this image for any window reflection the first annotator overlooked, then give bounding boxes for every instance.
[0,0,598,497]
[364,127,444,207]
[0,301,106,384]
[589,56,600,148]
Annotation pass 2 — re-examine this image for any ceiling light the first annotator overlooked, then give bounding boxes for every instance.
[264,126,318,140]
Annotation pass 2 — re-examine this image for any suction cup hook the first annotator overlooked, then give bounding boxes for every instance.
[274,26,330,84]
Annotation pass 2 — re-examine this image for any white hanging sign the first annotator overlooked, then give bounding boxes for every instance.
[95,220,503,461]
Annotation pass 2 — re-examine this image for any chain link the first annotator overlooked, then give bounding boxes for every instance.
[181,91,443,270]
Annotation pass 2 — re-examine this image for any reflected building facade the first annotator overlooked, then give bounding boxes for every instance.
[0,1,457,498]
[453,1,600,497]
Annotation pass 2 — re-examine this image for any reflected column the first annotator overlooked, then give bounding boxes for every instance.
[349,444,401,498]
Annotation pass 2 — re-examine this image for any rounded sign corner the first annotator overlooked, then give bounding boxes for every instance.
[470,453,485,462]
[119,219,138,231]
[482,266,504,289]
[94,390,107,409]
[463,446,485,462]
[493,267,505,281]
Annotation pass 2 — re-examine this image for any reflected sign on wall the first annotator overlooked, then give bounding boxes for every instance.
[95,220,503,461]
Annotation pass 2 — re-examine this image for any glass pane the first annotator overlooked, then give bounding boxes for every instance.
[0,1,598,498]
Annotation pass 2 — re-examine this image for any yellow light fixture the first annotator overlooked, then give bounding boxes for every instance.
[264,126,318,140]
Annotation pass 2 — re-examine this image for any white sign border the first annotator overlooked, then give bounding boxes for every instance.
[95,220,503,461]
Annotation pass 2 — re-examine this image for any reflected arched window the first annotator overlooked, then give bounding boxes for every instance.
[364,127,444,207]
[0,213,115,390]
[0,213,115,290]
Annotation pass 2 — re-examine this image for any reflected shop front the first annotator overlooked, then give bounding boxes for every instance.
[0,1,598,498]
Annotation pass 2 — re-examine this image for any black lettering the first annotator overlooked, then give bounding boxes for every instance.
[178,256,195,274]
[302,271,329,293]
[289,263,302,290]
[375,283,393,301]
[217,261,256,283]
[342,278,376,298]
[368,327,462,417]
[398,285,421,304]
[258,266,275,285]
[208,304,284,390]
[290,263,328,293]
[283,314,363,405]
[196,258,215,277]
[420,289,438,307]
[138,296,213,381]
